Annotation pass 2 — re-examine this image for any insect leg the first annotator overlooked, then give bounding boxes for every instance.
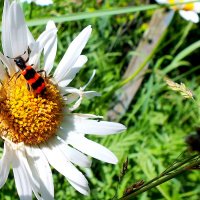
[8,71,20,84]
[27,83,31,91]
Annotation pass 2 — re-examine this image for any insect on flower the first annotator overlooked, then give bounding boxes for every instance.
[7,48,46,96]
[0,0,126,198]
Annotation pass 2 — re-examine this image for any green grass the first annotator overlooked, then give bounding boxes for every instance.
[0,0,200,199]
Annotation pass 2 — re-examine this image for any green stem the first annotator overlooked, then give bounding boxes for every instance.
[135,154,197,192]
[161,154,197,175]
[171,22,193,55]
[11,1,200,28]
[119,155,200,200]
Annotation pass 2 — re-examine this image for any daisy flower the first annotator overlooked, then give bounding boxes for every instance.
[155,0,200,23]
[0,0,126,199]
[20,0,53,6]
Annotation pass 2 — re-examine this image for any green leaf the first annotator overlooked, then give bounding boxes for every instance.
[26,4,159,27]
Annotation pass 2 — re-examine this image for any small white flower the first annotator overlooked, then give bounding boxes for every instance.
[0,0,126,199]
[155,0,200,23]
[20,0,53,6]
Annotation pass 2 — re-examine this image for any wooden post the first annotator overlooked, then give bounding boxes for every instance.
[107,9,174,121]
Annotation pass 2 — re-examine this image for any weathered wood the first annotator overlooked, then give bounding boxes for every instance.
[107,9,174,121]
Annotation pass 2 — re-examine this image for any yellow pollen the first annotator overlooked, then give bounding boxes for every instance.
[0,75,63,145]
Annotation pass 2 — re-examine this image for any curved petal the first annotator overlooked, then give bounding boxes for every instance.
[55,136,91,167]
[64,90,100,104]
[40,140,89,193]
[43,21,58,75]
[57,55,88,87]
[0,142,12,188]
[64,87,80,104]
[67,134,118,164]
[68,180,90,195]
[62,88,100,111]
[29,28,57,69]
[81,69,96,90]
[25,146,54,200]
[54,26,92,83]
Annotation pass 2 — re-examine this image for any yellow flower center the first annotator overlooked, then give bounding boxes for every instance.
[0,74,63,145]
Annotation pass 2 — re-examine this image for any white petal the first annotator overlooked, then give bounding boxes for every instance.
[27,26,35,46]
[1,0,16,75]
[0,142,12,188]
[57,55,88,87]
[62,88,82,110]
[74,118,126,135]
[2,0,12,56]
[13,148,47,200]
[67,134,118,164]
[9,2,28,57]
[25,146,54,200]
[194,2,200,13]
[43,21,57,75]
[40,141,89,190]
[54,26,92,82]
[64,87,80,94]
[83,91,101,99]
[62,115,126,135]
[81,70,96,90]
[55,136,91,167]
[12,150,32,200]
[63,88,99,108]
[68,180,90,195]
[65,91,80,104]
[179,10,199,23]
[29,28,57,68]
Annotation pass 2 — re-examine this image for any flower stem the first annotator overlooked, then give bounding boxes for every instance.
[119,154,200,200]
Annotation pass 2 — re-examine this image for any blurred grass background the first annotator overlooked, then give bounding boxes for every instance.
[0,0,200,199]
